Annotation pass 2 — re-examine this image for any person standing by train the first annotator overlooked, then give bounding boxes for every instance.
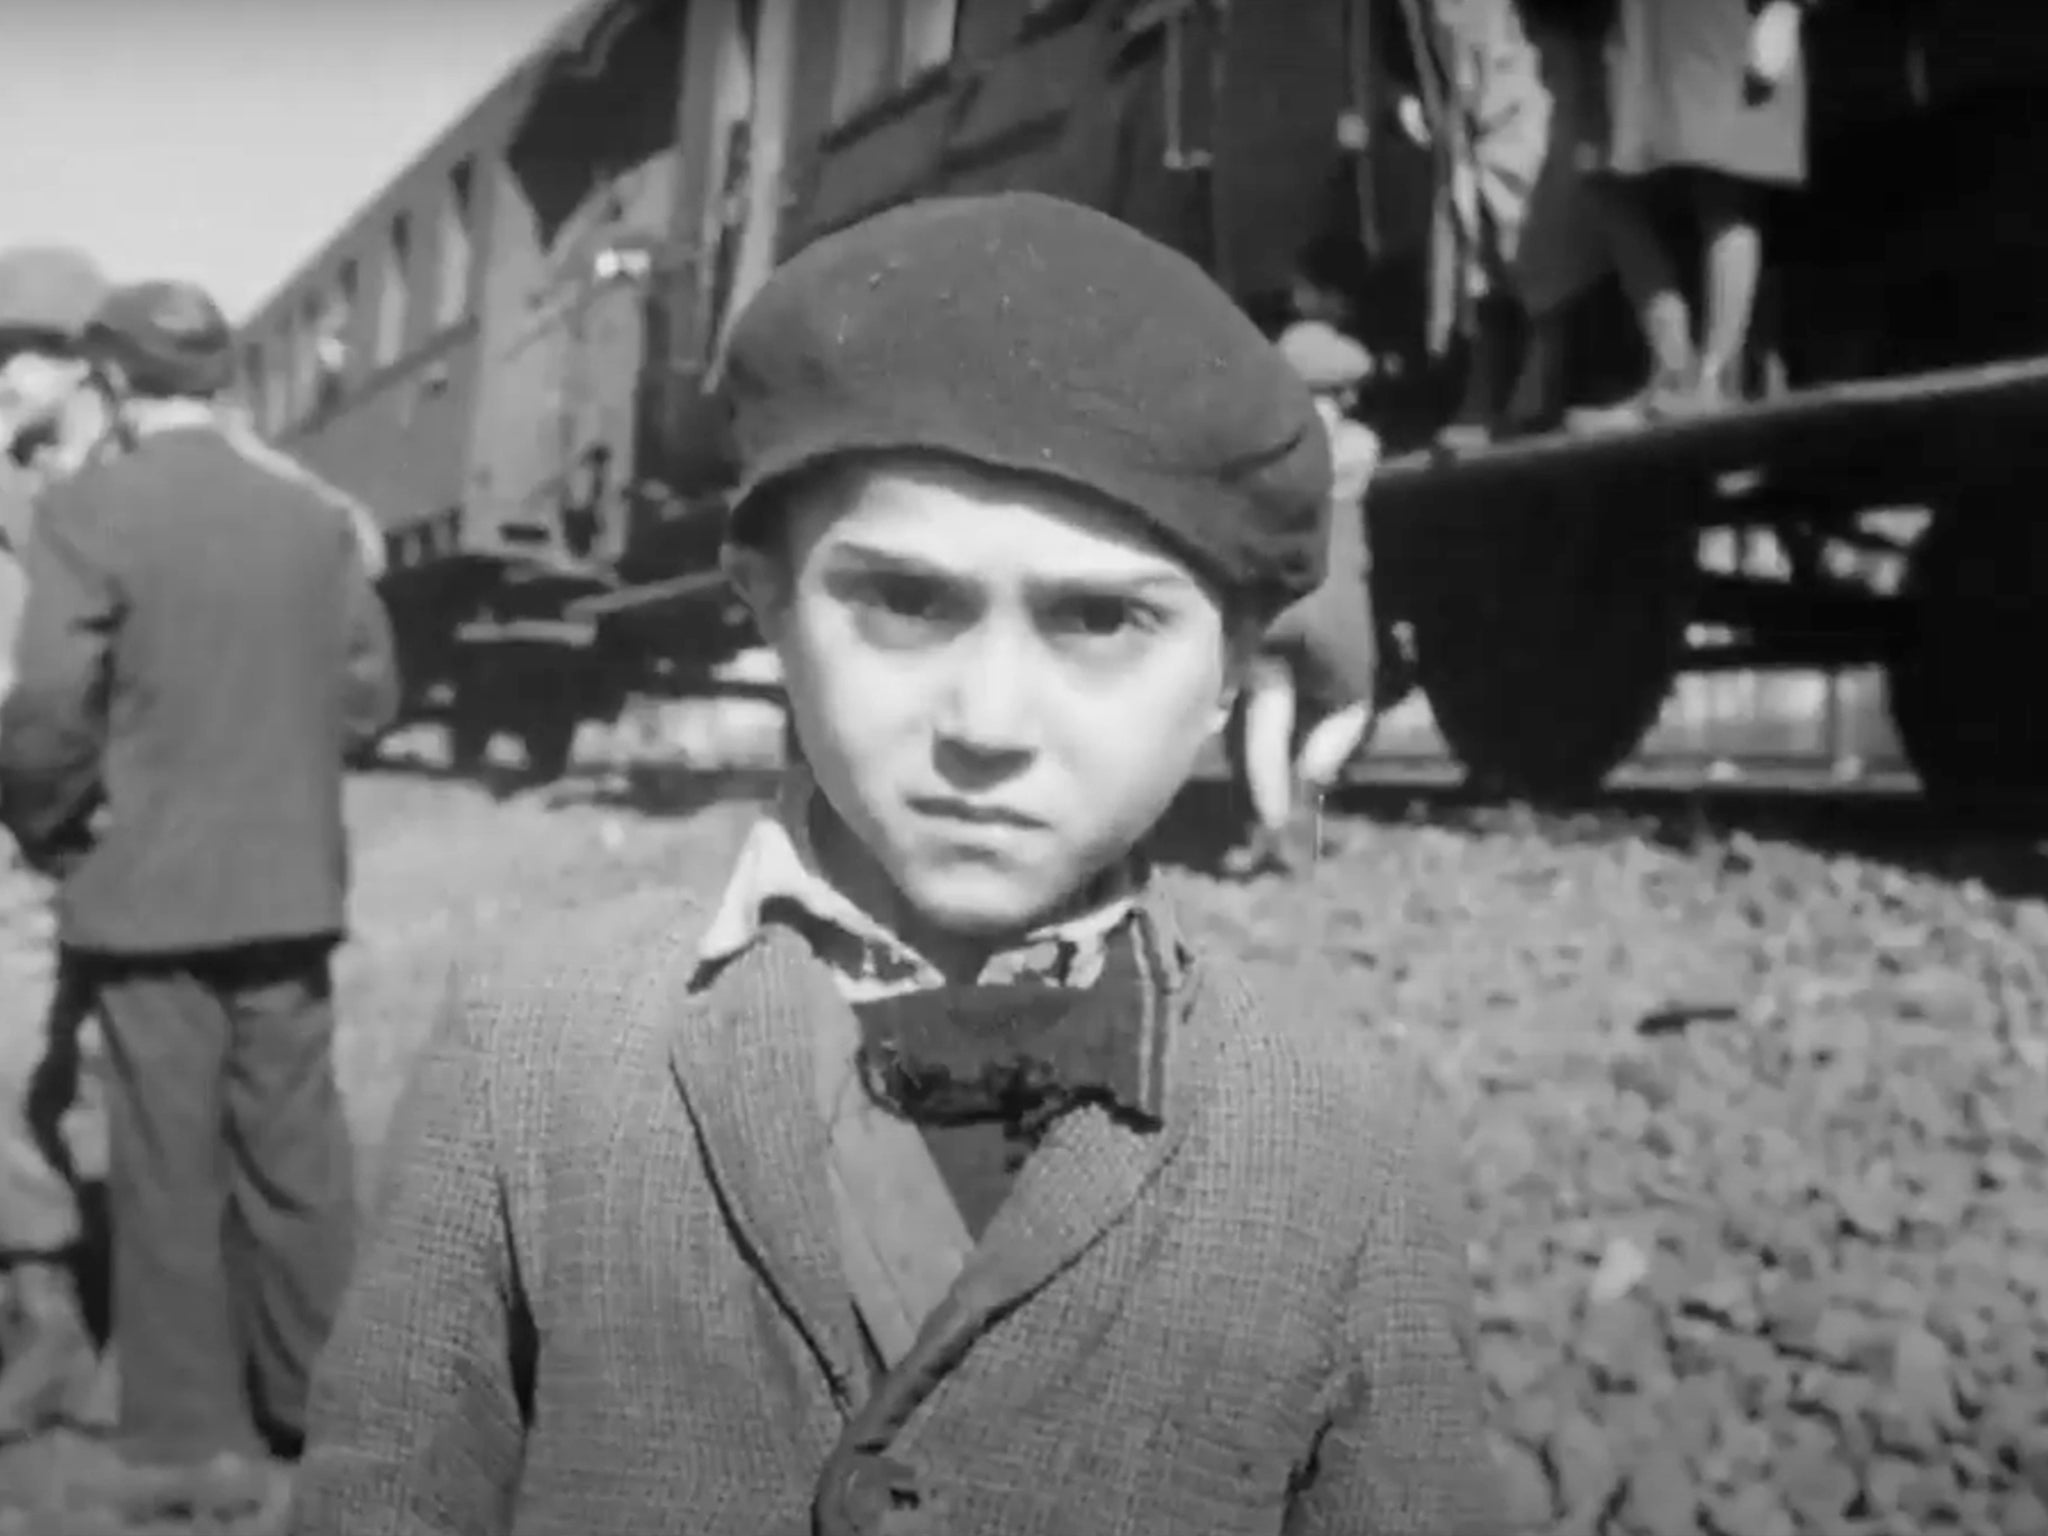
[0,243,117,1444]
[1568,0,1815,427]
[1227,319,1384,877]
[0,279,400,1525]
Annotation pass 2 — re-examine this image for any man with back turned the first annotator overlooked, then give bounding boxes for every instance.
[0,278,399,1525]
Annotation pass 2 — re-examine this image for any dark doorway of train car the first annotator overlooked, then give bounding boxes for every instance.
[497,0,687,569]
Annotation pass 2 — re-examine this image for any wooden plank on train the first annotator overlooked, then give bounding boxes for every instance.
[567,568,730,620]
[1369,353,2048,515]
[453,616,599,647]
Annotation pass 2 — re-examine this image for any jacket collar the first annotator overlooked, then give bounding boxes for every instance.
[693,765,1139,996]
[662,877,1211,1402]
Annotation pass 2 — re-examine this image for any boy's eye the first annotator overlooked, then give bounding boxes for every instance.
[866,574,949,621]
[1045,595,1156,643]
[844,573,962,645]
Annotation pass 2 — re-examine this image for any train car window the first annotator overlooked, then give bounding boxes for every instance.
[830,6,898,122]
[435,160,476,329]
[829,0,961,124]
[292,299,321,422]
[898,0,960,79]
[237,344,268,431]
[376,213,412,365]
[260,336,288,436]
[311,263,358,414]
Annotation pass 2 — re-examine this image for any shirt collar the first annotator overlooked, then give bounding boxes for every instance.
[694,765,1140,997]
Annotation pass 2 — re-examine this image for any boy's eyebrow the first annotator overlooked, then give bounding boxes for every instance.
[825,540,1193,594]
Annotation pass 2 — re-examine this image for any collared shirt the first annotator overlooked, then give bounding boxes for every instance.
[695,765,1167,1246]
[695,766,1137,999]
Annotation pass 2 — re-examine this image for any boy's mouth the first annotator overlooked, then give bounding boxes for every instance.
[907,794,1045,832]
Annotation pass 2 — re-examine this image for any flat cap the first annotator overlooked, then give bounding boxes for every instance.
[1278,320,1372,393]
[719,192,1333,613]
[0,246,108,344]
[84,279,235,399]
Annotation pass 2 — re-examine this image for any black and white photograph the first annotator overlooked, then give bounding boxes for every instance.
[1,1,2044,1532]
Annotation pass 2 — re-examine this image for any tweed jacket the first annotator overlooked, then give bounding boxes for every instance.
[0,422,397,947]
[292,882,1506,1536]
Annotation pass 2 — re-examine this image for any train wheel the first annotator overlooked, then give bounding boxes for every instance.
[1887,508,2048,821]
[1404,473,1695,802]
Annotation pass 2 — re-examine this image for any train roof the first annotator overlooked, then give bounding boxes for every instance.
[235,0,631,334]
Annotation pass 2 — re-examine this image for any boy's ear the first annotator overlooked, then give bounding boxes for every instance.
[721,539,790,643]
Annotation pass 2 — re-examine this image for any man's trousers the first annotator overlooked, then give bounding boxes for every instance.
[79,937,358,1464]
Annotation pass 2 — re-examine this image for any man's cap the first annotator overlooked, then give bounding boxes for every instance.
[718,192,1334,614]
[0,246,109,345]
[83,279,236,398]
[1278,320,1372,394]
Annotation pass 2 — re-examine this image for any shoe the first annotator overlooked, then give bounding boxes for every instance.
[0,1258,99,1440]
[72,1448,294,1531]
[1432,421,1494,457]
[1221,825,1297,879]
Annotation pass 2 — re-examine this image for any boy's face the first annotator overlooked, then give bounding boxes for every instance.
[730,458,1244,939]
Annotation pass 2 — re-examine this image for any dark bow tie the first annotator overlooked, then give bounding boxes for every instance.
[848,919,1164,1138]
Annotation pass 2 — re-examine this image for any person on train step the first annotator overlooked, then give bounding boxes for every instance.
[1428,0,1563,449]
[1227,320,1385,879]
[0,278,400,1529]
[1566,0,1816,429]
[293,191,1504,1536]
[0,242,119,1447]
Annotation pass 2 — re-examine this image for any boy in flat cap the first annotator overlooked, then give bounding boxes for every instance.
[296,192,1503,1536]
[1230,319,1385,877]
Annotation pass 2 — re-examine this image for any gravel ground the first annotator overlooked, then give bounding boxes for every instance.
[1,770,2046,1534]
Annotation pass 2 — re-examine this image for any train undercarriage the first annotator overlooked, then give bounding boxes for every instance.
[320,0,2048,820]
[1372,358,2048,816]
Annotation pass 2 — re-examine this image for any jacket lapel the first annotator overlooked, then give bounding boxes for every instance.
[667,928,870,1403]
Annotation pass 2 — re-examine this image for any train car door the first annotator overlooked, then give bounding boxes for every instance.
[490,0,687,564]
[1210,0,1448,336]
[548,171,672,563]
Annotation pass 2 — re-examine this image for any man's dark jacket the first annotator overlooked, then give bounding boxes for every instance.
[0,424,399,953]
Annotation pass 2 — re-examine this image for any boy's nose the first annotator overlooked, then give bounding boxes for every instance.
[933,628,1037,757]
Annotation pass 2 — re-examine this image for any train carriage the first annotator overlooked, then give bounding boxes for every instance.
[240,0,2048,813]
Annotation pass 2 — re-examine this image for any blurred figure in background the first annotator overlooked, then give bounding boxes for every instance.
[0,279,399,1527]
[1430,0,1556,448]
[1496,0,1623,434]
[1569,0,1814,428]
[1227,320,1383,877]
[0,242,117,1445]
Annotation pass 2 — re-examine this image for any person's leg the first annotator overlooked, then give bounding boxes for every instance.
[220,939,357,1458]
[1690,169,1766,405]
[90,955,258,1465]
[1226,656,1302,875]
[1297,702,1377,793]
[78,952,293,1526]
[0,949,98,1439]
[1569,174,1696,431]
